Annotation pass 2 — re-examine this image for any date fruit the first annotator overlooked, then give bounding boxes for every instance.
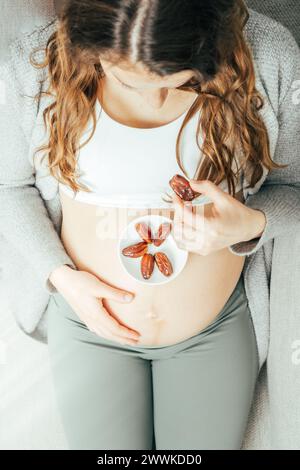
[135,222,153,244]
[122,241,148,258]
[153,222,172,247]
[169,174,201,201]
[154,252,173,277]
[141,253,155,279]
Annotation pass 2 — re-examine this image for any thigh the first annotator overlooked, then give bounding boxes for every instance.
[46,294,154,450]
[152,296,259,450]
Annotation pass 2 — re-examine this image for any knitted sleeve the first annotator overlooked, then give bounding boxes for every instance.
[229,23,300,256]
[0,21,77,293]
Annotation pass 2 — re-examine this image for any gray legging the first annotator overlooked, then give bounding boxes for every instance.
[46,274,259,450]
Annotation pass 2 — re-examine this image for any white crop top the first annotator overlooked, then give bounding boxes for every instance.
[58,95,244,209]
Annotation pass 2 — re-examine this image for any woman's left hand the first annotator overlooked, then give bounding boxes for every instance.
[171,179,267,255]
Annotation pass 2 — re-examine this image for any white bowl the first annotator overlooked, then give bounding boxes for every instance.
[118,214,188,285]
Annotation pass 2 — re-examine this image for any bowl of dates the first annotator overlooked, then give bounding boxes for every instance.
[118,214,188,285]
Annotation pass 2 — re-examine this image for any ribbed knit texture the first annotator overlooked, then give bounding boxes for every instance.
[247,0,300,46]
[1,9,300,370]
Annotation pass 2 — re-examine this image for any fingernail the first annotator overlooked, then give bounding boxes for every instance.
[124,293,134,302]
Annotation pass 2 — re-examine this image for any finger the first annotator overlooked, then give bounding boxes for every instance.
[99,302,141,340]
[172,210,184,241]
[174,236,198,252]
[172,194,198,229]
[94,282,135,303]
[180,225,203,245]
[189,179,230,208]
[174,227,202,249]
[171,192,185,207]
[181,200,197,229]
[101,297,142,335]
[93,320,139,344]
[90,323,138,345]
[171,193,184,220]
[173,210,198,242]
[85,297,140,339]
[172,195,184,230]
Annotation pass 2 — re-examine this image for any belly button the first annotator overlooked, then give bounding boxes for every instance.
[145,310,156,319]
[145,309,164,322]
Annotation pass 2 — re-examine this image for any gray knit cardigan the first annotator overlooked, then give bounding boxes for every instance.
[1,9,300,373]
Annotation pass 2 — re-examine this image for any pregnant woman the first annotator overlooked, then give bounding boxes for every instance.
[2,0,300,450]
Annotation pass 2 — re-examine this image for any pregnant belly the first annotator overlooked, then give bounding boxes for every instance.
[59,189,246,346]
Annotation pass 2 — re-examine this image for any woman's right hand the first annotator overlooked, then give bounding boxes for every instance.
[49,265,141,345]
